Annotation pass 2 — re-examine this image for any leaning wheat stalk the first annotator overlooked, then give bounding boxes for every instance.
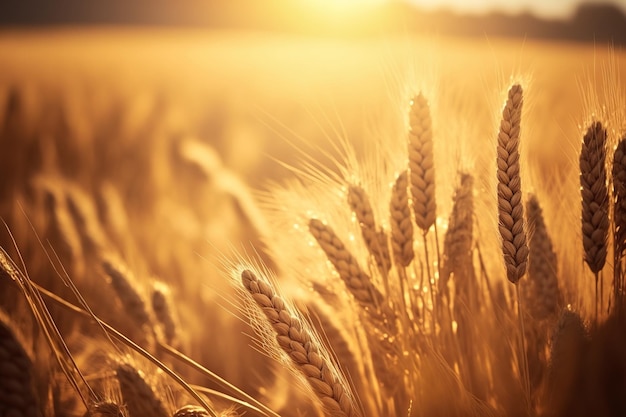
[240,269,360,417]
[308,218,384,309]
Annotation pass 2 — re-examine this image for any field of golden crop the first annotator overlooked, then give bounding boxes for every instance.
[0,28,625,417]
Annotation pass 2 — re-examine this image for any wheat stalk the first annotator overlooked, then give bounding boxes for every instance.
[0,311,43,417]
[408,93,437,232]
[389,170,414,268]
[580,120,609,319]
[496,84,529,284]
[115,362,169,417]
[496,83,532,408]
[240,269,360,417]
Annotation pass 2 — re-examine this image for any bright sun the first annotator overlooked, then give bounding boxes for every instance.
[293,0,390,32]
[298,0,389,16]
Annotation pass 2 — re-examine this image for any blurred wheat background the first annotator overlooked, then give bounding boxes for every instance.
[1,1,626,417]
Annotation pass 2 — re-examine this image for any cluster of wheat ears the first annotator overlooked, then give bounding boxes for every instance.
[0,65,626,417]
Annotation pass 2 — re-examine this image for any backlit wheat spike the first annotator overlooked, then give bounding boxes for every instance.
[389,170,414,267]
[525,195,560,320]
[151,281,180,347]
[441,172,474,286]
[347,184,391,274]
[40,181,84,267]
[115,363,169,417]
[612,136,626,302]
[241,269,360,417]
[580,120,609,274]
[308,218,384,307]
[408,93,437,232]
[86,401,128,417]
[0,312,43,417]
[496,83,529,283]
[174,405,209,417]
[173,405,239,417]
[65,184,108,251]
[102,256,155,347]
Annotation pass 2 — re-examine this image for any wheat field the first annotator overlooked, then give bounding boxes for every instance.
[0,28,625,417]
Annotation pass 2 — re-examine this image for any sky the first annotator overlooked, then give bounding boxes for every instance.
[406,0,626,18]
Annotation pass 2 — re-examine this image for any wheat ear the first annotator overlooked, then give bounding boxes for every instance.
[151,281,180,347]
[308,218,383,307]
[525,194,560,320]
[174,405,239,417]
[612,136,626,304]
[115,362,169,417]
[580,120,609,274]
[408,93,436,232]
[389,170,414,267]
[580,120,609,320]
[308,217,401,395]
[241,269,359,417]
[347,184,391,274]
[65,184,108,251]
[0,311,43,417]
[85,401,128,417]
[102,256,155,347]
[441,172,475,288]
[496,84,529,284]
